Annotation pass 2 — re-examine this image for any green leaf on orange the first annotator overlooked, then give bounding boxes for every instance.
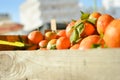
[75,38,82,43]
[87,18,97,25]
[70,29,79,44]
[50,44,56,50]
[91,44,101,48]
[76,23,84,37]
[100,33,104,38]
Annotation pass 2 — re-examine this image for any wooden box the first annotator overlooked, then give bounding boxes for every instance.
[0,36,120,80]
[0,35,28,50]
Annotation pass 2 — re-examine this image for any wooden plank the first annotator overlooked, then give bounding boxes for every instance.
[0,49,120,80]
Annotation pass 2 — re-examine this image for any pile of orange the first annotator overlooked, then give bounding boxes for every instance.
[26,11,120,50]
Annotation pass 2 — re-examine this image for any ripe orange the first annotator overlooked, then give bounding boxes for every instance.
[89,12,101,27]
[57,30,67,37]
[39,40,48,48]
[103,19,120,48]
[56,37,71,49]
[81,22,95,37]
[27,45,38,50]
[28,30,43,44]
[47,39,57,50]
[39,47,47,50]
[66,21,76,38]
[89,12,101,20]
[45,31,58,40]
[97,14,114,34]
[79,35,104,50]
[70,43,80,50]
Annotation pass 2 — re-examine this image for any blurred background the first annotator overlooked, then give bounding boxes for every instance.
[0,0,120,35]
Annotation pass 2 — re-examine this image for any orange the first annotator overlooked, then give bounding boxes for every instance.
[70,43,80,50]
[56,37,71,49]
[79,35,104,50]
[28,30,43,44]
[45,31,58,40]
[39,47,47,50]
[89,12,101,27]
[97,14,114,34]
[39,40,48,48]
[66,21,76,38]
[89,12,101,20]
[81,22,96,37]
[103,19,120,48]
[27,45,38,50]
[57,30,67,37]
[47,39,57,50]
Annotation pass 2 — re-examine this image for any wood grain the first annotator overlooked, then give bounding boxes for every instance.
[0,49,120,80]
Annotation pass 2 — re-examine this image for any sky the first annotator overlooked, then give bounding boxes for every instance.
[0,0,25,22]
[81,0,102,7]
[0,0,102,23]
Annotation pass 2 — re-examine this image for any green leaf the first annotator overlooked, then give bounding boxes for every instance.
[74,20,85,28]
[75,38,82,43]
[80,11,84,14]
[91,44,101,48]
[74,22,81,29]
[87,18,97,25]
[80,11,90,20]
[50,44,56,50]
[74,22,82,29]
[70,29,79,44]
[71,19,77,22]
[100,33,104,38]
[76,23,84,37]
[104,44,108,48]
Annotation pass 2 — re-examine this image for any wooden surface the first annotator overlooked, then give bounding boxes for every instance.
[0,49,120,80]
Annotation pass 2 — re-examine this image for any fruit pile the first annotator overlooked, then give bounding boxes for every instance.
[27,11,120,50]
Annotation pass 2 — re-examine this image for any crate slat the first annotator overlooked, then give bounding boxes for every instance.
[0,49,120,80]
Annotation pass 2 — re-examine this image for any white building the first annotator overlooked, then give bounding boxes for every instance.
[20,0,80,31]
[102,0,120,18]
